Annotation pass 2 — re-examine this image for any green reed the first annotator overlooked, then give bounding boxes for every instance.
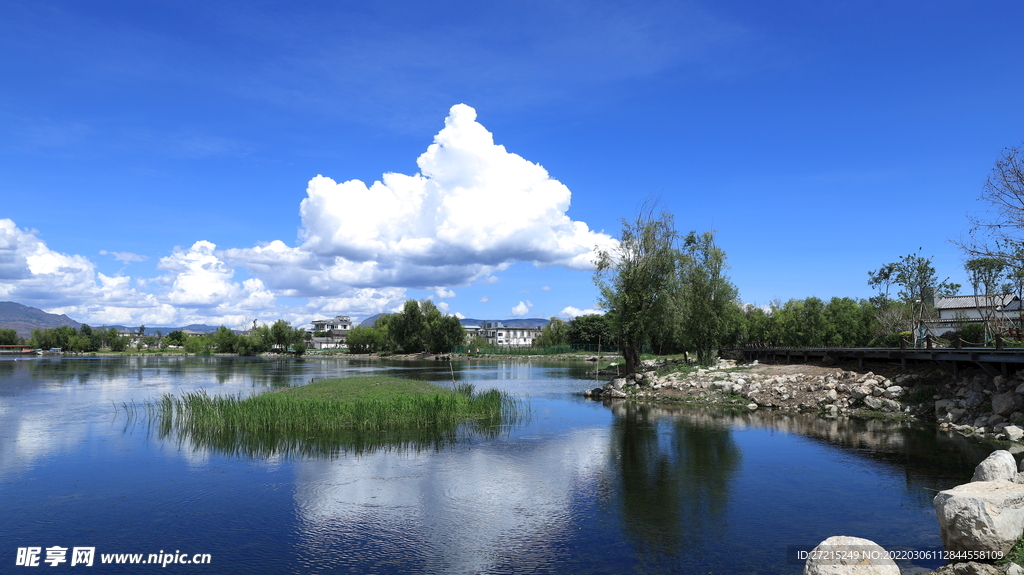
[140,377,526,457]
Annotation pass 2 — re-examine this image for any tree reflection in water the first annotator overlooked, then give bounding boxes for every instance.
[605,402,741,570]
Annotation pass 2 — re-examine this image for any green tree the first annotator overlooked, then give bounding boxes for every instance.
[29,326,78,350]
[392,300,425,353]
[426,314,465,353]
[595,205,681,374]
[269,319,293,351]
[211,326,238,353]
[0,328,20,345]
[965,257,1008,340]
[534,317,569,348]
[184,335,210,354]
[741,305,777,345]
[675,231,739,365]
[823,297,875,347]
[105,328,128,351]
[372,314,399,352]
[234,334,265,356]
[346,325,385,353]
[869,250,960,343]
[420,300,444,352]
[867,262,899,307]
[566,314,612,347]
[166,330,187,347]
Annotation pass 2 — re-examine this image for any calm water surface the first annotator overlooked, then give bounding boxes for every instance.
[0,356,998,573]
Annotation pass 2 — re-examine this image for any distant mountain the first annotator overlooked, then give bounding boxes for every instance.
[459,318,550,329]
[359,313,549,330]
[359,314,386,327]
[0,301,82,339]
[0,302,232,339]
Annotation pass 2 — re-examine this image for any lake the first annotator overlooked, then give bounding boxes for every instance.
[0,356,997,573]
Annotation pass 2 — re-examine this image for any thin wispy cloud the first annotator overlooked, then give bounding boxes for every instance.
[100,250,148,263]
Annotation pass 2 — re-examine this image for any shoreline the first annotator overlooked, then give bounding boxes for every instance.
[583,357,1024,447]
[26,350,1024,443]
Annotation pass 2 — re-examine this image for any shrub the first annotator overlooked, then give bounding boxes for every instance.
[958,323,986,346]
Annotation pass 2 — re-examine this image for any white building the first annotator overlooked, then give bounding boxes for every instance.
[925,294,1021,336]
[462,324,483,344]
[479,321,539,347]
[309,315,352,350]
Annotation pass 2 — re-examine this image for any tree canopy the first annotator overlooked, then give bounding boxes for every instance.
[595,203,739,371]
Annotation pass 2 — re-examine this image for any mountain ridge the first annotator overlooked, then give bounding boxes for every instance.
[0,302,227,339]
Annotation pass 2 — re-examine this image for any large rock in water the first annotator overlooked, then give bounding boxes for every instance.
[972,450,1018,482]
[992,392,1021,417]
[933,481,1024,554]
[802,536,898,575]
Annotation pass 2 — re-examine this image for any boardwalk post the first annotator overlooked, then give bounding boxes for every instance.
[953,334,961,350]
[997,333,1005,350]
[900,336,907,350]
[926,335,934,350]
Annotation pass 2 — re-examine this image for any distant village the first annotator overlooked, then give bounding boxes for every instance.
[306,315,541,350]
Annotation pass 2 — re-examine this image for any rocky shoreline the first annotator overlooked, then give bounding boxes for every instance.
[582,358,1024,444]
[581,358,1024,574]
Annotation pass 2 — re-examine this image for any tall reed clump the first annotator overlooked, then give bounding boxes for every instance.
[145,377,525,457]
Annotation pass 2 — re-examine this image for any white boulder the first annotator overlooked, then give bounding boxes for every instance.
[802,536,898,575]
[972,450,1018,482]
[933,481,1024,554]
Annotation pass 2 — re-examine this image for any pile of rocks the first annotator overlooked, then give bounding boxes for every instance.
[584,360,918,417]
[584,359,1024,442]
[935,373,1024,441]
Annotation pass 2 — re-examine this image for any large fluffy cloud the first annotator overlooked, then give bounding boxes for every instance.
[227,104,615,293]
[1,105,612,326]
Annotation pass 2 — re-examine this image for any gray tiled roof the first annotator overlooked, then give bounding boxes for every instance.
[934,294,1018,310]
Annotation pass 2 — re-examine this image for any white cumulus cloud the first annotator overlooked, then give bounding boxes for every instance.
[0,105,613,327]
[558,306,604,319]
[434,287,456,299]
[509,300,533,317]
[227,104,615,293]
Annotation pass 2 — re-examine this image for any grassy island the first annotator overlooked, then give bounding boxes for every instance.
[146,376,524,457]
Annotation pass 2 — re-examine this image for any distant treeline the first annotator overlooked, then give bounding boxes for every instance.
[17,320,308,355]
[23,325,132,352]
[740,297,879,348]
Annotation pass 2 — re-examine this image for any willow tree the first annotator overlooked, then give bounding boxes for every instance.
[675,231,739,365]
[595,205,679,374]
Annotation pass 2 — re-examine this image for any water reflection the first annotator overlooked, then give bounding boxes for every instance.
[0,357,996,574]
[605,402,741,569]
[291,424,610,574]
[145,409,526,459]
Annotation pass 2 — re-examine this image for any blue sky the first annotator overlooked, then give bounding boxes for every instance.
[2,0,1023,329]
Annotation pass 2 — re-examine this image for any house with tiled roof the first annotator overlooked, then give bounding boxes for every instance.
[925,294,1021,336]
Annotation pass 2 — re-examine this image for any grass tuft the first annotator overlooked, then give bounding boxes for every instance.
[139,376,526,458]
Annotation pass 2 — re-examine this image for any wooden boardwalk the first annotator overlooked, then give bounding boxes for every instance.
[740,345,1024,378]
